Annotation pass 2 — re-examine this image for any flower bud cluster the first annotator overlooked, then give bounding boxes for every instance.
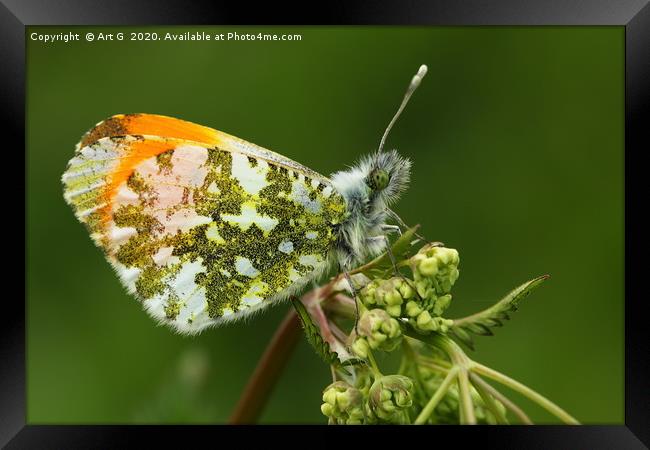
[350,308,403,358]
[409,245,460,315]
[322,245,465,424]
[316,239,553,426]
[320,381,365,425]
[356,245,459,335]
[367,375,414,424]
[320,373,416,425]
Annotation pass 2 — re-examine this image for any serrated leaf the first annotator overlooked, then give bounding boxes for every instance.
[291,298,362,368]
[484,318,503,327]
[450,274,549,350]
[466,322,493,336]
[357,225,422,278]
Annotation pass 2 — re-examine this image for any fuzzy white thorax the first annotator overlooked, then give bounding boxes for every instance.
[330,149,411,269]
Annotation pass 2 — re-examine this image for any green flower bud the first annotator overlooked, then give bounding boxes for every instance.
[437,317,454,333]
[359,280,379,307]
[414,279,434,300]
[408,246,460,317]
[321,381,365,425]
[418,256,439,276]
[397,280,415,299]
[431,294,452,316]
[368,375,414,424]
[354,368,374,396]
[351,336,370,358]
[416,310,434,331]
[405,300,423,318]
[384,304,401,317]
[357,309,403,353]
[410,311,454,334]
[410,246,460,293]
[359,277,415,317]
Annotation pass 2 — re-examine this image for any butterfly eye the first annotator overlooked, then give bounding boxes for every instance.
[368,168,390,191]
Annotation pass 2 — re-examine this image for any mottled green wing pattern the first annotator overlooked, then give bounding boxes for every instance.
[63,133,346,334]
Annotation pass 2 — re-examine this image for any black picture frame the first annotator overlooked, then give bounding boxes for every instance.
[5,0,648,447]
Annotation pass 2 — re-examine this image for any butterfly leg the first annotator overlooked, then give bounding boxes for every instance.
[368,234,401,277]
[385,208,417,236]
[385,208,445,247]
[369,234,426,304]
[343,271,362,335]
[381,223,402,236]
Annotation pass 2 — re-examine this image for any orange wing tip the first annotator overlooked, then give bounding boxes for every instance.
[79,113,222,149]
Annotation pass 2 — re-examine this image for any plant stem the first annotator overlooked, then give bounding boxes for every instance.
[472,362,579,424]
[416,360,451,374]
[406,330,472,370]
[402,339,429,384]
[457,369,476,424]
[469,373,508,424]
[228,309,302,424]
[414,367,458,424]
[366,349,383,377]
[330,365,338,383]
[322,294,356,319]
[416,353,453,371]
[403,330,478,424]
[397,352,408,376]
[469,372,532,424]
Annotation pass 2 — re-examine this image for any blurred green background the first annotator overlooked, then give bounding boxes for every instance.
[26,26,623,424]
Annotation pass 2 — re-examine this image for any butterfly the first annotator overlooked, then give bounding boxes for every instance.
[62,64,428,335]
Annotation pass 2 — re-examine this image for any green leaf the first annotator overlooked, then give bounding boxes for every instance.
[450,275,549,350]
[291,298,362,368]
[356,225,423,278]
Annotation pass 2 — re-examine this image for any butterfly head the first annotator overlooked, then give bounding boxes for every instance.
[364,149,411,207]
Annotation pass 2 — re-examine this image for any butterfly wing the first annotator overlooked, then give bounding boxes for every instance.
[63,117,346,334]
[76,113,329,182]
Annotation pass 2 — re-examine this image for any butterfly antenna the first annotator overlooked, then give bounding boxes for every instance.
[377,64,428,153]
